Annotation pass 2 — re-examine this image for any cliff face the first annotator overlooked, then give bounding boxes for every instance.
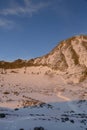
[34,35,87,83]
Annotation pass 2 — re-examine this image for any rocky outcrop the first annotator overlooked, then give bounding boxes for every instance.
[34,35,87,83]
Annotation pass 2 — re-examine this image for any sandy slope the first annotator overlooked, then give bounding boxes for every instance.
[0,66,87,130]
[0,66,87,108]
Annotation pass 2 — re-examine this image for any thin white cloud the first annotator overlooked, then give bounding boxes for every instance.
[0,0,50,29]
[0,19,14,29]
[0,0,50,16]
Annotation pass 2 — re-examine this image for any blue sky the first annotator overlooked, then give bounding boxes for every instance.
[0,0,87,61]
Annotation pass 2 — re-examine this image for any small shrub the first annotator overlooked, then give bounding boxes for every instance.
[14,108,19,111]
[0,113,6,118]
[65,117,69,121]
[70,120,74,123]
[10,70,18,73]
[19,128,24,130]
[3,91,10,95]
[13,91,19,96]
[34,127,45,130]
[61,117,69,122]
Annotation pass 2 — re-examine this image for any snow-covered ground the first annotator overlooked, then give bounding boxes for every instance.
[0,66,87,130]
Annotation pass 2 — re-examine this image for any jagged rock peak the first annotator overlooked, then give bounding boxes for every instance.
[34,35,87,69]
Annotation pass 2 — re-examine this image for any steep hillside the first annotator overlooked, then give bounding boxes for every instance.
[34,35,87,83]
